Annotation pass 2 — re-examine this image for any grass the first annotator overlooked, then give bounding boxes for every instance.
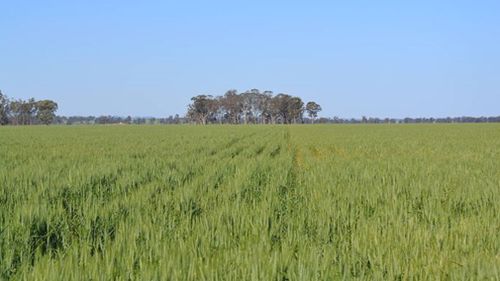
[0,124,499,280]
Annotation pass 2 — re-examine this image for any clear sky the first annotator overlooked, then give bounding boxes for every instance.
[1,0,499,118]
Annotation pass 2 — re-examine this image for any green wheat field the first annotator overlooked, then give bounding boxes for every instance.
[0,124,499,280]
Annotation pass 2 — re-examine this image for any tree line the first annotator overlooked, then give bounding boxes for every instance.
[50,115,500,125]
[0,91,58,125]
[317,116,500,124]
[2,89,500,126]
[187,89,322,125]
[52,115,187,125]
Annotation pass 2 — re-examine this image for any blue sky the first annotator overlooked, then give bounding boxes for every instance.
[1,0,499,118]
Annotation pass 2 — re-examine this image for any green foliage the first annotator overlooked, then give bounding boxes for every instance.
[35,100,58,125]
[305,101,322,122]
[0,124,499,280]
[0,91,9,125]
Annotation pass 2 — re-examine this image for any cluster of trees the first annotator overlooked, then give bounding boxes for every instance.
[0,91,58,125]
[187,89,322,125]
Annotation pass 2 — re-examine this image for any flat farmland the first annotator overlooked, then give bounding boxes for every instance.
[0,124,499,280]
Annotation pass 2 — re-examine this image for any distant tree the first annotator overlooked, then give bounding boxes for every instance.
[26,98,37,124]
[220,90,242,124]
[241,89,255,124]
[269,94,304,124]
[187,95,217,125]
[305,101,322,124]
[270,94,288,124]
[9,100,21,125]
[287,96,304,124]
[96,116,110,124]
[36,100,58,125]
[268,94,282,124]
[259,91,273,124]
[241,89,269,124]
[10,98,37,125]
[0,90,9,125]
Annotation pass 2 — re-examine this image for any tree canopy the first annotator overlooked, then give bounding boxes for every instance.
[0,91,58,125]
[187,89,320,125]
[306,101,322,123]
